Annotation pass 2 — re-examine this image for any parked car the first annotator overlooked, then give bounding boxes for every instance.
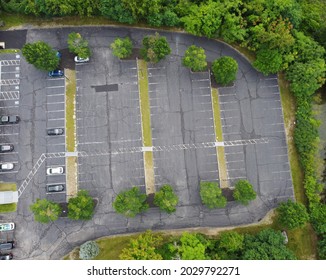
[0,163,14,170]
[0,144,14,153]
[46,166,64,175]
[48,70,64,77]
[0,223,15,232]
[0,115,20,125]
[47,128,64,136]
[47,184,65,193]
[0,253,13,260]
[0,241,15,251]
[74,56,89,63]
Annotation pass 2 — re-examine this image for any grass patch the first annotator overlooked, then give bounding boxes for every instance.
[0,182,17,213]
[278,73,306,205]
[211,88,229,188]
[137,59,152,147]
[137,59,155,194]
[66,156,78,200]
[65,69,76,153]
[0,49,19,54]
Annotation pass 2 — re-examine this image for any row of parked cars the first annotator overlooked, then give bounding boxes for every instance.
[0,115,19,171]
[0,223,15,260]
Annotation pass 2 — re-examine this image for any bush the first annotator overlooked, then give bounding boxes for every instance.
[68,190,95,220]
[30,198,62,224]
[276,200,309,229]
[200,181,227,209]
[211,56,238,85]
[140,32,171,63]
[111,37,133,59]
[67,32,91,58]
[113,186,149,217]
[182,45,207,72]
[154,185,179,213]
[79,241,100,260]
[233,180,257,205]
[253,48,283,75]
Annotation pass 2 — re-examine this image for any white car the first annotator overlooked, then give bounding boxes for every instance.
[0,223,15,232]
[46,166,64,175]
[74,56,89,63]
[0,163,14,170]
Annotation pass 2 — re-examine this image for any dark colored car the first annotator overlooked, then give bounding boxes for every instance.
[0,115,20,125]
[0,241,15,251]
[47,184,65,193]
[48,70,64,77]
[0,144,14,152]
[47,128,64,136]
[0,253,13,260]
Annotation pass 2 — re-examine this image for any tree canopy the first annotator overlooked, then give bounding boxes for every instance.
[110,37,133,59]
[233,180,257,205]
[277,200,309,230]
[119,230,163,260]
[200,181,227,209]
[30,198,62,223]
[140,33,171,63]
[67,32,91,58]
[67,190,95,220]
[182,45,207,72]
[22,41,59,71]
[211,56,238,85]
[154,184,179,213]
[113,186,149,217]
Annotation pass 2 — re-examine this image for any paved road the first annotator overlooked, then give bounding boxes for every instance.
[0,26,294,259]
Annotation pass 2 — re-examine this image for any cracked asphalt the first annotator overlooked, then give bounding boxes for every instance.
[0,27,293,259]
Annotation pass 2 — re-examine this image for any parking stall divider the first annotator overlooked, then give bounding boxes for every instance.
[64,69,78,201]
[210,79,229,189]
[136,58,155,195]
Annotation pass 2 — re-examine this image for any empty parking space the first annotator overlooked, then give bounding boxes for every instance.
[0,54,21,181]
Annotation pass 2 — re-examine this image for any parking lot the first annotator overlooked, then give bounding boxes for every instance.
[0,53,21,182]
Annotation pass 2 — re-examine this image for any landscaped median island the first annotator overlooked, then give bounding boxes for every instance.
[137,58,155,194]
[211,87,229,189]
[65,68,78,199]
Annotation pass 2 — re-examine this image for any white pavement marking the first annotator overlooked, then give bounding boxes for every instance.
[0,170,18,174]
[47,86,65,89]
[47,93,64,97]
[47,110,64,113]
[0,133,19,136]
[78,141,106,145]
[47,101,65,105]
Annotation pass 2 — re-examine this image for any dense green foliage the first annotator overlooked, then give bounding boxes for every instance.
[119,231,163,260]
[67,32,91,58]
[22,41,59,71]
[242,229,296,260]
[253,48,283,75]
[110,37,133,59]
[30,198,61,223]
[154,184,179,213]
[211,56,238,85]
[218,231,244,254]
[277,200,309,230]
[233,180,257,205]
[113,186,149,217]
[182,45,207,72]
[67,190,95,220]
[140,33,171,63]
[200,181,226,209]
[79,241,100,260]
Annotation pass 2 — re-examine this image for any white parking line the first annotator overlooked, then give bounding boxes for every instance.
[47,86,64,89]
[47,142,65,146]
[47,101,65,105]
[220,108,238,112]
[0,105,19,109]
[78,141,106,145]
[0,151,18,155]
[48,118,65,121]
[0,170,18,174]
[228,168,245,171]
[219,101,238,104]
[0,133,19,136]
[46,93,64,97]
[48,109,64,113]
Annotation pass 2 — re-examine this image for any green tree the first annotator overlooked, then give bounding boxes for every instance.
[211,56,238,85]
[200,181,227,209]
[154,184,179,213]
[220,12,247,43]
[120,230,163,260]
[22,41,59,71]
[113,186,149,217]
[219,231,244,253]
[253,48,283,75]
[67,32,91,58]
[276,200,309,230]
[68,190,95,220]
[140,32,171,63]
[233,180,257,205]
[79,241,100,260]
[176,232,209,260]
[242,229,296,260]
[110,37,133,59]
[182,45,207,72]
[310,203,326,235]
[100,0,135,24]
[318,235,326,260]
[30,198,61,224]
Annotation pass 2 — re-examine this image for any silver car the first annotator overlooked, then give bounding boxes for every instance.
[0,163,14,170]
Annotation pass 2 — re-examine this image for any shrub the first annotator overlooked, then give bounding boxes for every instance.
[277,200,309,229]
[79,241,100,260]
[111,37,133,59]
[182,45,207,72]
[200,181,227,208]
[233,180,257,205]
[253,48,283,75]
[154,185,179,213]
[68,190,95,220]
[140,33,171,63]
[211,56,238,85]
